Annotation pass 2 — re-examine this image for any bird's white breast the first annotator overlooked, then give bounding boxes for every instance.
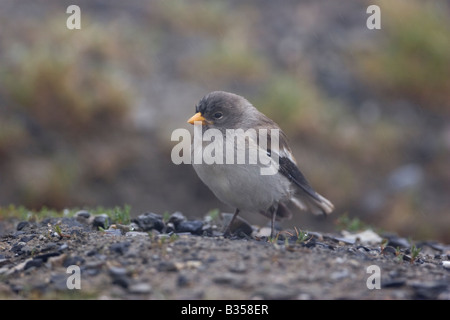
[192,135,292,212]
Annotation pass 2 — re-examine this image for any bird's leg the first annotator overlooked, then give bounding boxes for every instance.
[223,208,240,237]
[270,204,278,239]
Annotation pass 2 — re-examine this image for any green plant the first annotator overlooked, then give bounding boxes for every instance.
[294,227,310,244]
[162,211,170,223]
[169,233,179,243]
[335,213,368,232]
[111,204,131,225]
[410,244,422,264]
[207,208,220,222]
[267,232,280,244]
[380,239,388,254]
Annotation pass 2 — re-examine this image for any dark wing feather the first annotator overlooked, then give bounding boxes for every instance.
[278,156,322,202]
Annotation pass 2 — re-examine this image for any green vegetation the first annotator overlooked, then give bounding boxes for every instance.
[357,0,450,113]
[335,213,369,232]
[0,204,132,226]
[410,243,422,264]
[206,208,221,222]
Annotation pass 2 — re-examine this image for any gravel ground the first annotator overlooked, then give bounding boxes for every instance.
[0,211,449,300]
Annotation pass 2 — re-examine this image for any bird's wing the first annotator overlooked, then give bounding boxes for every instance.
[277,155,322,202]
[254,124,322,202]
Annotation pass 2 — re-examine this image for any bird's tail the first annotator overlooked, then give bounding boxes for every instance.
[291,192,334,216]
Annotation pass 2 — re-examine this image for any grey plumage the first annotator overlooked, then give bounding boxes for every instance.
[189,91,334,237]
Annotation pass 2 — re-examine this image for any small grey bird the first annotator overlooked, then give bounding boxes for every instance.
[188,91,333,238]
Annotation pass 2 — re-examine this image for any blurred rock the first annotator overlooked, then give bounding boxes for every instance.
[108,266,130,289]
[410,281,448,300]
[92,214,111,230]
[75,210,91,224]
[387,164,424,192]
[125,231,149,238]
[384,234,411,248]
[109,242,130,255]
[168,211,186,225]
[128,283,152,294]
[341,229,383,245]
[16,221,30,231]
[175,220,203,235]
[133,212,165,232]
[221,213,253,236]
[75,210,91,219]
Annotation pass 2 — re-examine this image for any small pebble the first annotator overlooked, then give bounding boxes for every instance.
[92,214,111,230]
[175,221,203,235]
[442,261,450,269]
[128,283,152,294]
[75,210,91,219]
[158,261,178,272]
[133,212,165,232]
[125,231,149,238]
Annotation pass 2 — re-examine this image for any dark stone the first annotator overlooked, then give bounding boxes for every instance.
[50,274,70,291]
[40,218,56,226]
[165,222,175,233]
[303,239,317,249]
[133,212,165,232]
[92,214,111,230]
[12,231,25,238]
[424,241,450,253]
[385,235,410,248]
[175,220,204,235]
[0,258,10,267]
[24,258,43,270]
[177,274,190,287]
[10,284,23,294]
[75,210,91,219]
[381,246,398,256]
[33,251,60,262]
[168,212,186,225]
[16,221,30,231]
[20,245,34,255]
[63,255,85,268]
[382,278,406,288]
[42,243,58,252]
[212,273,243,286]
[61,217,84,228]
[229,262,247,274]
[221,213,253,236]
[410,281,448,300]
[158,261,178,272]
[10,243,24,254]
[86,249,98,256]
[19,235,35,243]
[108,267,129,289]
[252,284,298,300]
[316,242,336,251]
[112,276,130,289]
[327,235,356,245]
[108,266,127,277]
[109,242,130,255]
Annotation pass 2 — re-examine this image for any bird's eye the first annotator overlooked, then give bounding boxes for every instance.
[213,112,223,119]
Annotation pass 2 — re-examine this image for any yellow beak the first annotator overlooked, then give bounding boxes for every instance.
[187,112,207,125]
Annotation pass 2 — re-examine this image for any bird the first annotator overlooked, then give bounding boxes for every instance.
[187,91,334,238]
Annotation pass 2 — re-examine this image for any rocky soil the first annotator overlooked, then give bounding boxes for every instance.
[0,211,449,300]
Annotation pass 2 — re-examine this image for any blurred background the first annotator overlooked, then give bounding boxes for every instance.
[0,0,449,242]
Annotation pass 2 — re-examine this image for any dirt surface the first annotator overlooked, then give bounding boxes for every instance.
[0,212,449,300]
